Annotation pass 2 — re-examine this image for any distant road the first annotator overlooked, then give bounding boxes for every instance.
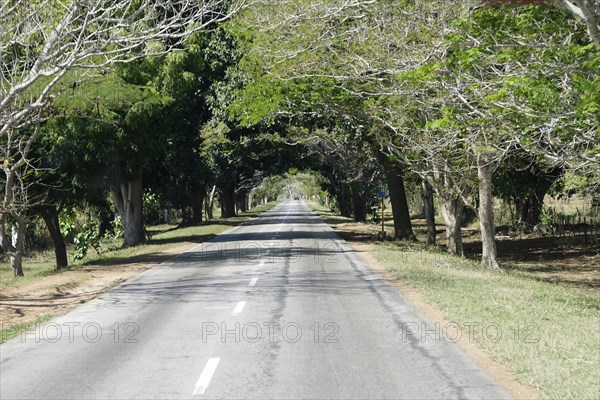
[0,201,511,399]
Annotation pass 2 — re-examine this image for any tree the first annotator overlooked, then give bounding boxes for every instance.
[1,0,252,275]
[0,120,44,276]
[494,153,563,227]
[234,0,469,245]
[424,2,597,267]
[50,72,172,247]
[558,0,600,44]
[1,0,250,136]
[421,179,437,245]
[144,28,242,225]
[233,0,597,267]
[377,153,416,240]
[307,127,381,222]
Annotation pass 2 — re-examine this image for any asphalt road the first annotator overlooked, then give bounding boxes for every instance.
[0,201,511,399]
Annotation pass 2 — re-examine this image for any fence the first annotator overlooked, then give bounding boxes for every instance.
[493,196,600,248]
[547,212,600,247]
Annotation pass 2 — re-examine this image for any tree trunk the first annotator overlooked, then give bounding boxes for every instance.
[97,210,112,238]
[204,197,211,220]
[8,245,25,276]
[40,206,68,270]
[515,197,529,225]
[377,151,416,240]
[559,0,600,45]
[191,193,203,224]
[524,195,542,227]
[10,253,24,276]
[384,166,416,240]
[336,183,352,218]
[349,181,368,222]
[205,185,216,220]
[439,196,464,256]
[181,205,192,225]
[237,192,248,213]
[333,189,342,214]
[12,219,25,276]
[0,214,26,276]
[525,175,559,227]
[220,182,236,218]
[421,180,436,245]
[477,154,500,269]
[111,175,145,246]
[516,166,561,227]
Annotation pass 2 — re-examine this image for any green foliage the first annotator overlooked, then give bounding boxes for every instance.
[110,216,124,240]
[72,219,102,261]
[374,240,600,400]
[251,171,328,202]
[227,74,285,126]
[539,206,557,228]
[1,315,55,344]
[54,74,145,116]
[17,0,600,265]
[24,218,53,252]
[59,213,76,243]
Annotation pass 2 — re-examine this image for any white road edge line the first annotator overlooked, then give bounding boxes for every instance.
[193,357,220,395]
[249,278,258,287]
[232,301,246,316]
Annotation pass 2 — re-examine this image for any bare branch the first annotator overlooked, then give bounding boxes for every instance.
[1,0,254,137]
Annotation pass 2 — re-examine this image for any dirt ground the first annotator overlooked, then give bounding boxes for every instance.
[0,243,196,333]
[332,218,600,290]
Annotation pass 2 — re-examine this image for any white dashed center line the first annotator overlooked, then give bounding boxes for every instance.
[249,278,258,287]
[193,357,220,395]
[232,301,246,316]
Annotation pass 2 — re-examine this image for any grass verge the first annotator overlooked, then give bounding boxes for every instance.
[1,202,278,344]
[0,202,278,288]
[372,242,599,399]
[1,314,55,343]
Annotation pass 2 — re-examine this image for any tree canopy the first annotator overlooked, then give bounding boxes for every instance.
[1,0,598,275]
